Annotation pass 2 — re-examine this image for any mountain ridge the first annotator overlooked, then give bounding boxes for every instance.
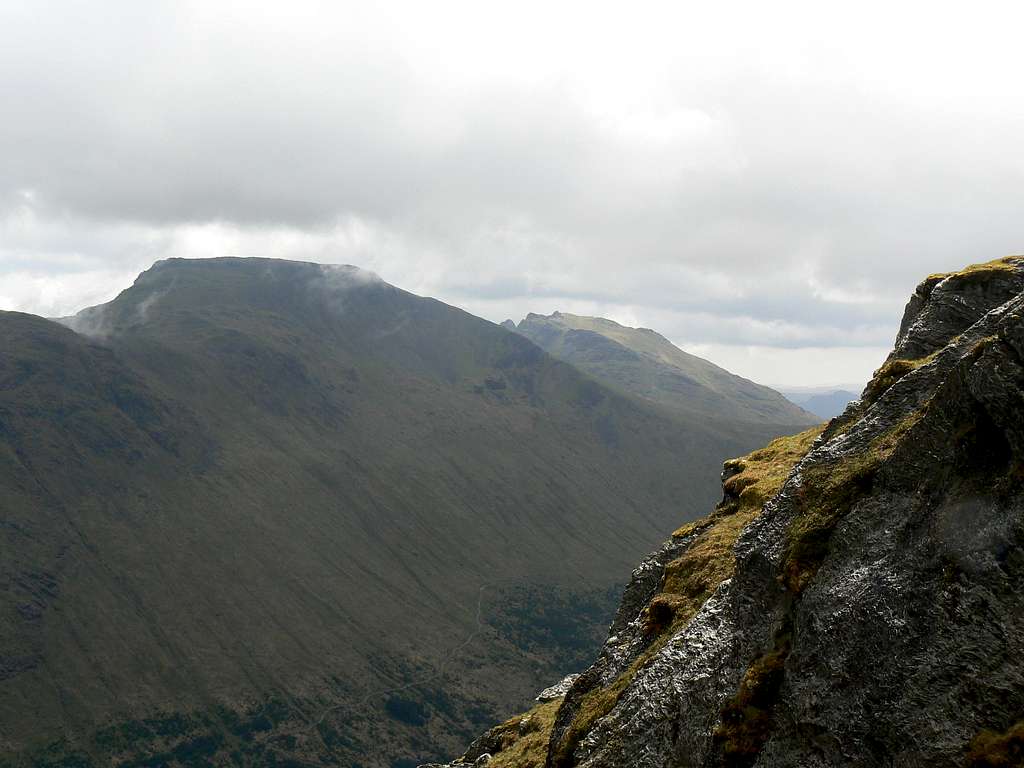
[0,257,814,768]
[511,311,817,428]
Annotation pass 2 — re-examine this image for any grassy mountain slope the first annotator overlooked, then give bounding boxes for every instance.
[0,258,802,768]
[513,312,817,431]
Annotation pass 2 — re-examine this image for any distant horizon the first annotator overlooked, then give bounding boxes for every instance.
[769,382,863,395]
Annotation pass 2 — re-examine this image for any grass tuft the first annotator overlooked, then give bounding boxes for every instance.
[966,719,1024,767]
[548,640,673,768]
[550,426,823,767]
[781,411,921,592]
[473,699,562,768]
[928,255,1024,282]
[712,629,792,767]
[862,354,941,405]
[675,426,825,533]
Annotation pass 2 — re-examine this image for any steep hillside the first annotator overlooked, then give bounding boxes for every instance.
[0,258,802,768]
[513,312,816,430]
[430,255,1024,767]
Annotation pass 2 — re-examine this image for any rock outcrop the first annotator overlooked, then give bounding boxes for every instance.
[426,255,1024,768]
[536,674,582,703]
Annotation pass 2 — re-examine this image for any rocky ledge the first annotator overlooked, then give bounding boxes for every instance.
[424,255,1024,768]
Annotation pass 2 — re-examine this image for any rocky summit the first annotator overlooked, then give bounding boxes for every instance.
[426,256,1024,768]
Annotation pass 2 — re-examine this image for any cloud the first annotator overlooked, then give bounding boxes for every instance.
[2,0,1023,386]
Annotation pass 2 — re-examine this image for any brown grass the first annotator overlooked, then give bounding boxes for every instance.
[781,410,922,592]
[927,255,1024,282]
[548,638,675,767]
[675,426,825,534]
[660,426,823,624]
[862,352,944,405]
[966,719,1024,767]
[713,635,791,766]
[476,699,562,768]
[549,426,824,767]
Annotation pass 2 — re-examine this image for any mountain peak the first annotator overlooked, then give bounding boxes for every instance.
[62,257,390,338]
[137,256,385,293]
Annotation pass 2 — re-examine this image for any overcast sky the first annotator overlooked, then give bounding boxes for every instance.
[2,1,1023,387]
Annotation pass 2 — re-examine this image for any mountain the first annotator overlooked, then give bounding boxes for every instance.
[512,312,817,429]
[780,388,859,420]
[425,255,1024,767]
[0,257,813,768]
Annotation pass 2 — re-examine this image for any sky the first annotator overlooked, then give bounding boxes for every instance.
[2,1,1023,388]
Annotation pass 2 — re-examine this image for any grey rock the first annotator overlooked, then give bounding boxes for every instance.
[891,257,1024,361]
[428,258,1024,768]
[537,673,582,702]
[549,258,1024,766]
[418,756,490,768]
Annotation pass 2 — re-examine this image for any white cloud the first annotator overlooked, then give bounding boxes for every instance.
[1,0,1022,385]
[682,344,889,391]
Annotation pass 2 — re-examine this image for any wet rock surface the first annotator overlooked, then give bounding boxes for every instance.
[537,674,582,702]
[891,256,1024,361]
[550,257,1024,767]
[428,259,1024,768]
[426,257,1024,768]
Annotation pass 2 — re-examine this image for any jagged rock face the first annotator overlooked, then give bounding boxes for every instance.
[892,257,1024,361]
[544,257,1024,767]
